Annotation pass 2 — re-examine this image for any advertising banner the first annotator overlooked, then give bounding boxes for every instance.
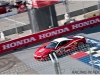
[27,0,60,8]
[0,16,100,54]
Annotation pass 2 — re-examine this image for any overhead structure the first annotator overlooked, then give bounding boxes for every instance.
[27,0,62,33]
[32,0,59,8]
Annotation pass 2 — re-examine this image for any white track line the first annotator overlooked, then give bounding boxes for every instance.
[4,18,26,25]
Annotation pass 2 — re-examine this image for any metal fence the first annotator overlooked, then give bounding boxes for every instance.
[0,41,100,74]
[0,1,99,42]
[0,12,31,41]
[0,1,100,74]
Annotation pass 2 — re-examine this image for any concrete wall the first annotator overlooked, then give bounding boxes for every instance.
[3,24,31,36]
[57,5,97,20]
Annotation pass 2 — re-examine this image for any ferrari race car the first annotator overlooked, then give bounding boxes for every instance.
[34,35,86,60]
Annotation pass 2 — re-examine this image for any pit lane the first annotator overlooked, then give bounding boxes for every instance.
[11,25,100,74]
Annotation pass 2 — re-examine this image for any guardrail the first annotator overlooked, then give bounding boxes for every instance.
[84,10,99,19]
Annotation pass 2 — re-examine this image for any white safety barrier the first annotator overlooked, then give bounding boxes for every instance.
[0,31,5,40]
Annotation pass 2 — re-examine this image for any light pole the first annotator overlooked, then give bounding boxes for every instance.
[63,0,70,20]
[49,6,54,28]
[13,15,19,38]
[98,0,100,15]
[88,47,95,72]
[82,0,85,18]
[26,0,39,33]
[49,52,62,74]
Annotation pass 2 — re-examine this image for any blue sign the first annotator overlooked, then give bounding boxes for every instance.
[78,55,100,70]
[85,37,100,48]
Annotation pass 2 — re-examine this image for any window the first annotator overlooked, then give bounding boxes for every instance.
[58,41,68,46]
[45,42,58,48]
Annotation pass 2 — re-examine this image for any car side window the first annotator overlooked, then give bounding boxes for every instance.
[58,41,68,46]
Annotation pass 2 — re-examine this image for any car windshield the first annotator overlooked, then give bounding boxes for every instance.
[45,42,58,48]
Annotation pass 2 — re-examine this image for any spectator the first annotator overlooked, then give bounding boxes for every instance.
[6,5,12,12]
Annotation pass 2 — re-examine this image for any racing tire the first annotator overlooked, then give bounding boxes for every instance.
[46,55,50,61]
[77,42,85,51]
[66,51,71,55]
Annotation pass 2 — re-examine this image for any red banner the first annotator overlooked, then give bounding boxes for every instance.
[0,16,100,54]
[0,6,7,14]
[28,0,59,8]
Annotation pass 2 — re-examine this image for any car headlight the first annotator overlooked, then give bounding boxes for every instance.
[34,54,37,56]
[43,55,48,57]
[34,54,41,57]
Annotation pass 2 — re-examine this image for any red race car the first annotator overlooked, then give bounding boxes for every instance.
[34,35,86,60]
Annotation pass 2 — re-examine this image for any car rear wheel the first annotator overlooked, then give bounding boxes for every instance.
[77,42,85,50]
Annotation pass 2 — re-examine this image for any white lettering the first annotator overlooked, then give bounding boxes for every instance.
[16,40,23,46]
[95,18,100,22]
[58,29,63,34]
[90,20,96,24]
[83,21,89,26]
[3,37,36,50]
[78,23,84,27]
[3,44,10,50]
[29,37,36,42]
[72,24,79,29]
[46,32,51,37]
[23,39,30,44]
[51,31,57,36]
[63,27,70,32]
[10,42,16,48]
[72,18,100,29]
[39,27,70,39]
[39,34,45,40]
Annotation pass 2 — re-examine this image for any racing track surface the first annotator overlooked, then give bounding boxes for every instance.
[12,25,100,74]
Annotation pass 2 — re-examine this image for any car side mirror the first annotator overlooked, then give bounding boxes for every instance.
[55,47,59,50]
